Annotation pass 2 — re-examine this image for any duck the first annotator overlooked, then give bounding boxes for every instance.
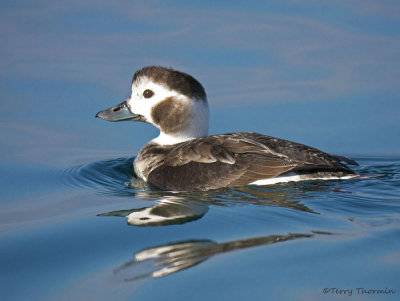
[96,66,359,191]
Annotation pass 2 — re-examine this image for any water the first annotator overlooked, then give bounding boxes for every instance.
[1,153,399,300]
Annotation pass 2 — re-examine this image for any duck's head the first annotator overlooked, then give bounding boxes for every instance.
[96,66,209,145]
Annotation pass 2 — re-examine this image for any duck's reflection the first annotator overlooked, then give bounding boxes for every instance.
[113,231,330,280]
[98,197,208,226]
[98,182,326,226]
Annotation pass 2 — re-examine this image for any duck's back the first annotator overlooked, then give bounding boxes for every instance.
[134,132,358,191]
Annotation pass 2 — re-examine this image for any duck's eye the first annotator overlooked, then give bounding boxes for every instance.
[143,89,154,99]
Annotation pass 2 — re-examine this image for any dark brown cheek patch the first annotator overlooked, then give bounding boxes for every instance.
[151,97,191,134]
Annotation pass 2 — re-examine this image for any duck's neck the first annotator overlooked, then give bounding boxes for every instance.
[152,131,205,145]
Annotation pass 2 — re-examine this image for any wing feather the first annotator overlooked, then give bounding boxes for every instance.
[142,132,356,191]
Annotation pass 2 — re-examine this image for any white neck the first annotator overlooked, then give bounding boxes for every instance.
[152,132,197,145]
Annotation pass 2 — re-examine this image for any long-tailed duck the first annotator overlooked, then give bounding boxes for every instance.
[96,66,358,191]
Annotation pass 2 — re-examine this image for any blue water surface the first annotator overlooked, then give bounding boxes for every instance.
[1,152,400,300]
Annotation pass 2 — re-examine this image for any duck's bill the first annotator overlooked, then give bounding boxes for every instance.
[95,101,142,122]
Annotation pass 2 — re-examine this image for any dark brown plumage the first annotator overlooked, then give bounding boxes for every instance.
[135,132,357,191]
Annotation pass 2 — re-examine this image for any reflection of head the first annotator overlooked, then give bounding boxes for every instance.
[126,199,208,226]
[98,197,209,226]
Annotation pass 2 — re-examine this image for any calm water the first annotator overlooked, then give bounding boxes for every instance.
[1,152,399,300]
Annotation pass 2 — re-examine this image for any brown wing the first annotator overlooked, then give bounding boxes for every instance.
[147,134,297,191]
[145,132,356,191]
[234,132,348,166]
[163,139,236,166]
[147,157,296,191]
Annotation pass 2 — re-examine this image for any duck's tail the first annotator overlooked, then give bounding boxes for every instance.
[330,155,359,166]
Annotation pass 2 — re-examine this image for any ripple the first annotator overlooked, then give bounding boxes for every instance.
[60,157,138,195]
